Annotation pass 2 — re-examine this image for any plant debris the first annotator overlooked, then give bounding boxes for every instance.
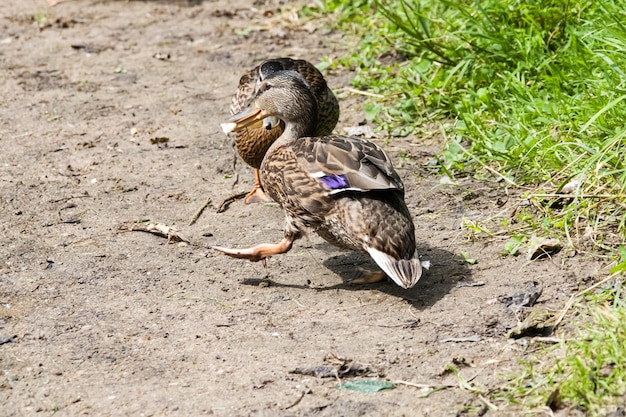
[336,380,394,393]
[283,390,307,410]
[508,310,556,339]
[0,336,16,345]
[216,192,248,213]
[528,235,562,260]
[121,221,190,244]
[441,335,482,343]
[189,197,212,226]
[150,137,170,146]
[290,353,380,379]
[456,281,485,288]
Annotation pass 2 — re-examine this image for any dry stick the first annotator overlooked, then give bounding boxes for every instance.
[532,336,563,344]
[216,192,248,213]
[457,143,517,186]
[478,394,498,411]
[50,194,90,204]
[394,380,454,390]
[124,222,190,244]
[553,272,621,329]
[189,197,212,226]
[283,391,306,410]
[533,153,587,195]
[343,87,386,99]
[530,193,620,199]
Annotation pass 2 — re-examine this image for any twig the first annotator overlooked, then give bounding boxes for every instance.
[530,193,620,199]
[457,143,517,186]
[49,194,90,203]
[189,197,212,225]
[456,281,486,288]
[532,336,563,344]
[441,335,482,343]
[283,391,306,410]
[394,380,454,390]
[478,394,498,411]
[122,222,190,244]
[553,272,621,329]
[291,298,307,308]
[216,192,247,213]
[343,87,386,99]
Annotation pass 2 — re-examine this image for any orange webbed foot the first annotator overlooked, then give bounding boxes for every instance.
[212,238,293,262]
[244,169,273,204]
[243,186,273,204]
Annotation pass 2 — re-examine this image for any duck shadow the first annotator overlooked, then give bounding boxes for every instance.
[241,243,472,309]
[321,244,471,309]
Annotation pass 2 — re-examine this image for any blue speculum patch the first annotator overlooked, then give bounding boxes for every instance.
[319,174,349,189]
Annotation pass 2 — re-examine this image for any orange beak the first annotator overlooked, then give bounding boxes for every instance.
[220,104,270,134]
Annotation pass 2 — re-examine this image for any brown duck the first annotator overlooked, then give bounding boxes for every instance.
[215,71,423,289]
[230,58,339,203]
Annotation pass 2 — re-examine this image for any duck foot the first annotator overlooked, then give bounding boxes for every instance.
[212,237,293,262]
[244,186,273,204]
[349,269,387,285]
[245,169,273,204]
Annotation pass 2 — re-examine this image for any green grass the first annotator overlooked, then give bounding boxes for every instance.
[497,279,626,415]
[305,0,626,413]
[312,0,626,251]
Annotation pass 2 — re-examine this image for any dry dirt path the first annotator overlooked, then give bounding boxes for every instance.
[0,1,603,416]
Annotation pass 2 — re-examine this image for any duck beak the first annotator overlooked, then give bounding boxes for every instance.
[220,105,269,134]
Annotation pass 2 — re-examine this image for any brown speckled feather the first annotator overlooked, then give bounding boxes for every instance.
[231,58,339,169]
[261,135,415,261]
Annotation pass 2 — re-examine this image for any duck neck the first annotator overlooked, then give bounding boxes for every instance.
[269,111,317,151]
[285,118,316,140]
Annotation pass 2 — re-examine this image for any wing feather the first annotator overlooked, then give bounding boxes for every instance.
[293,136,404,195]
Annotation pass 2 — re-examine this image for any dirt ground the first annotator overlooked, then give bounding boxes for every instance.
[0,1,608,416]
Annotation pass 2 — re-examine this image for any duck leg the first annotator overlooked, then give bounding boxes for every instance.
[213,237,293,262]
[244,169,274,204]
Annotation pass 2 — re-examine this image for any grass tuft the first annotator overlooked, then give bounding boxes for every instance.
[497,281,626,415]
[316,0,626,251]
[310,1,626,413]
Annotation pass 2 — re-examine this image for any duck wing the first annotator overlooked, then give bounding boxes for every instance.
[231,68,257,114]
[295,135,404,195]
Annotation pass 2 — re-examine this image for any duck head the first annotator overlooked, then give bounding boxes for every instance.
[221,71,318,138]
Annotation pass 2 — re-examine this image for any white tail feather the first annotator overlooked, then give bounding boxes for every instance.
[366,247,423,289]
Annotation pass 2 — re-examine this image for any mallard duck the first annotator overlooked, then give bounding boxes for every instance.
[230,58,339,203]
[214,71,422,289]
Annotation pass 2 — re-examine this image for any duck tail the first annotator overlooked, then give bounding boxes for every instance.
[366,248,424,289]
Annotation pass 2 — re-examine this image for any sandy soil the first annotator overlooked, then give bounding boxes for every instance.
[0,1,605,416]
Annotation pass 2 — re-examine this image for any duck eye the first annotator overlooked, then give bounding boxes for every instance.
[258,83,273,94]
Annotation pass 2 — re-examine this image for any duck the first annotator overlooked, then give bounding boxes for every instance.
[230,58,339,203]
[214,71,423,289]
